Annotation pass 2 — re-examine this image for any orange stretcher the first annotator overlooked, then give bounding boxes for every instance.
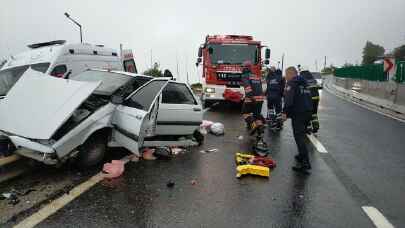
[235,153,276,178]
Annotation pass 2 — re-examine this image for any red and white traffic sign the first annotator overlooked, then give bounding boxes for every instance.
[384,58,394,73]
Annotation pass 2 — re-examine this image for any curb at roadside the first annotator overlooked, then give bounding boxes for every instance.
[324,81,405,123]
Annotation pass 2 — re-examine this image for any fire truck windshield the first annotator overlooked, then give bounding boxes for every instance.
[208,44,258,65]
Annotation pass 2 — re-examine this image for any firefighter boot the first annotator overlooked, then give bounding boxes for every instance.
[311,114,320,133]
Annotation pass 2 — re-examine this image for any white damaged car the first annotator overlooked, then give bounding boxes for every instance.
[0,69,203,166]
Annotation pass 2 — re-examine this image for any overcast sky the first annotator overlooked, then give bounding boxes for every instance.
[1,0,404,83]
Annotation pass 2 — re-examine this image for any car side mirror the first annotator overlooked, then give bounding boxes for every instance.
[265,48,271,59]
[64,70,72,79]
[208,47,213,55]
[111,95,124,105]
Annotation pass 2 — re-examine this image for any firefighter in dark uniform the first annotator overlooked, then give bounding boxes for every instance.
[282,66,313,173]
[266,67,286,130]
[241,61,267,155]
[300,68,320,133]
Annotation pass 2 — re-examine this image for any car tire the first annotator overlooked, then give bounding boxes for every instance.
[193,130,204,146]
[76,133,107,167]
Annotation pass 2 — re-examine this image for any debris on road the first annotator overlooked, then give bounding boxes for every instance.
[128,154,140,162]
[200,148,218,154]
[171,147,186,155]
[154,147,172,159]
[199,120,214,135]
[142,148,157,160]
[190,180,197,185]
[210,122,225,135]
[238,135,244,141]
[166,180,175,188]
[201,120,214,128]
[235,153,276,178]
[0,188,36,206]
[102,160,125,179]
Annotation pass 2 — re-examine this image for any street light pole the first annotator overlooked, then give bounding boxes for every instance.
[64,12,83,43]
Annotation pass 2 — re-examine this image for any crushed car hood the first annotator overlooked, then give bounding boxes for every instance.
[0,69,101,140]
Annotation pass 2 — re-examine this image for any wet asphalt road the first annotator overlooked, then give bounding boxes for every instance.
[10,89,405,227]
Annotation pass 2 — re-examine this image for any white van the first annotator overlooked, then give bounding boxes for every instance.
[0,40,136,97]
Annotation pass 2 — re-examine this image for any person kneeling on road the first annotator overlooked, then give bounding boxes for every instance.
[266,67,285,131]
[282,66,313,173]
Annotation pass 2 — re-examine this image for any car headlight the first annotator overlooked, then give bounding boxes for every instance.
[205,87,215,93]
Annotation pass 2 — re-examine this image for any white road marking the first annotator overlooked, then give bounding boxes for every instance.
[307,134,328,153]
[362,206,395,228]
[13,155,133,228]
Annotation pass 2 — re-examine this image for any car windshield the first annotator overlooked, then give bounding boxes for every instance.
[0,62,50,96]
[71,71,136,96]
[208,44,258,65]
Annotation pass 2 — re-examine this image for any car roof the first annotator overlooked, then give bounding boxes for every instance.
[86,69,182,83]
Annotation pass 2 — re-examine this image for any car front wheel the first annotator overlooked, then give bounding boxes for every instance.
[76,133,107,167]
[193,130,204,146]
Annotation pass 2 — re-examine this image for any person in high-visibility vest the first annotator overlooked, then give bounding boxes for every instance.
[300,68,320,133]
[241,61,268,155]
[241,61,265,134]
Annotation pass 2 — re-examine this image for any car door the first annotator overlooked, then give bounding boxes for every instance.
[112,79,168,155]
[157,82,203,136]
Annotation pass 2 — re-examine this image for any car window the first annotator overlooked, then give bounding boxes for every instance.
[114,76,152,98]
[73,71,134,96]
[30,62,50,73]
[0,62,50,96]
[125,80,167,111]
[50,65,67,78]
[123,59,138,73]
[162,82,197,105]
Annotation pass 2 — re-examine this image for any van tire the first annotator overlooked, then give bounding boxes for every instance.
[76,134,107,167]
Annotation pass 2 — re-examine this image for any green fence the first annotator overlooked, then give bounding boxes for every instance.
[334,64,386,81]
[395,61,405,83]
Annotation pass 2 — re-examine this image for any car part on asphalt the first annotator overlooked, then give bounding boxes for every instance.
[200,148,218,154]
[166,180,175,188]
[142,148,157,160]
[154,147,172,159]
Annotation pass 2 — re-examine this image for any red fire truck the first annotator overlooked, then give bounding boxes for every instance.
[197,35,270,107]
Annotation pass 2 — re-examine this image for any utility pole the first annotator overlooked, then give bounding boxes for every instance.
[315,59,318,72]
[185,53,189,84]
[281,53,285,72]
[176,53,180,80]
[324,56,327,70]
[150,49,153,68]
[64,12,83,43]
